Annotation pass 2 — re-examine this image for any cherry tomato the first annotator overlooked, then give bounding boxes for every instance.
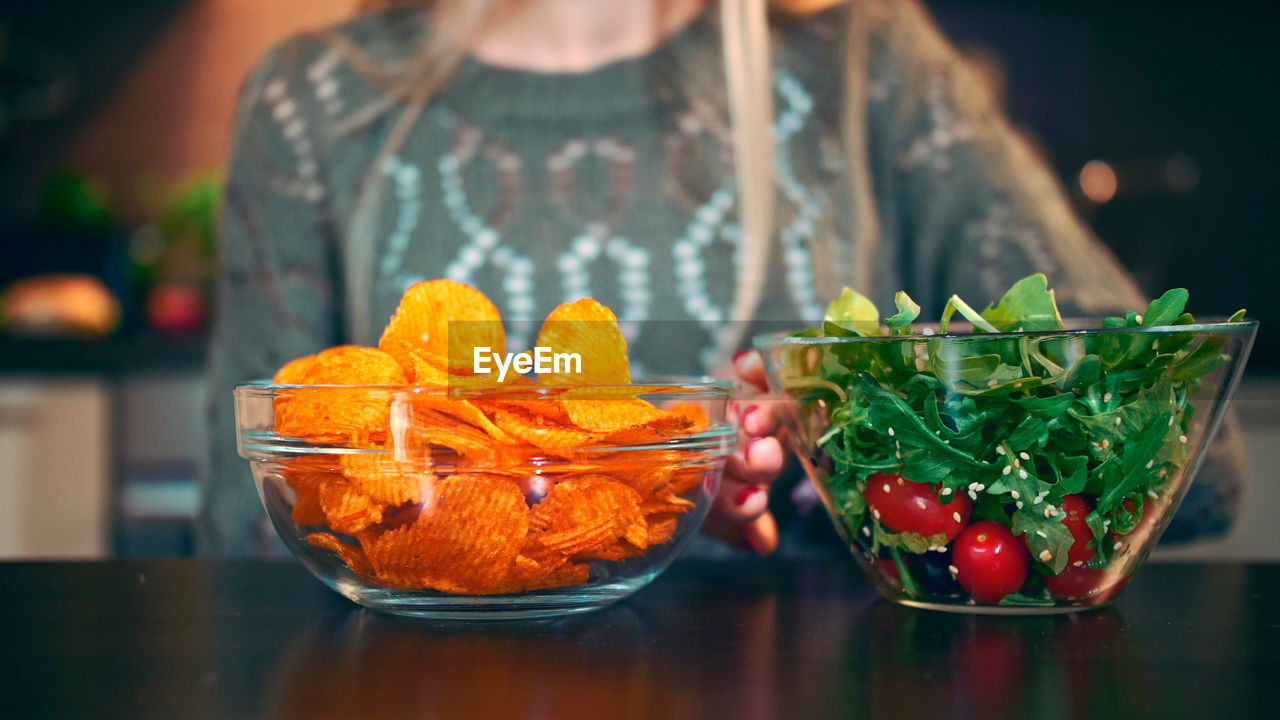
[1112,497,1162,539]
[864,473,971,543]
[952,521,1029,604]
[1053,494,1096,566]
[1045,565,1127,603]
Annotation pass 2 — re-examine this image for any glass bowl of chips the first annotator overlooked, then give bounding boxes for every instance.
[236,379,734,619]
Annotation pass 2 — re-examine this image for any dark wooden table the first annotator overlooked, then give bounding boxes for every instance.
[0,559,1275,719]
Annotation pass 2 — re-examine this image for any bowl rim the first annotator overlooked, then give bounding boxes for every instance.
[235,374,738,394]
[752,316,1258,347]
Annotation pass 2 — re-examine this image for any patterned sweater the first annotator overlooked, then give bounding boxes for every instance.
[201,1,1239,555]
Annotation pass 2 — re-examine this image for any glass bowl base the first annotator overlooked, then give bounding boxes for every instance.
[891,597,1109,615]
[325,575,654,620]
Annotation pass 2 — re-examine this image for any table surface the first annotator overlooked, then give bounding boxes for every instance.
[1,559,1276,719]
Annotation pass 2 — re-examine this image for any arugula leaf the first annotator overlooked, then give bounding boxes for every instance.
[885,291,922,332]
[824,287,881,336]
[981,273,1065,332]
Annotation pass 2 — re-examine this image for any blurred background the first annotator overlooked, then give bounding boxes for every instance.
[1,1,1276,559]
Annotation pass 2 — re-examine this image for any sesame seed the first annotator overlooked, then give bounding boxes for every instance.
[1145,460,1154,469]
[915,499,928,510]
[1103,392,1113,403]
[1036,530,1048,538]
[1179,435,1188,444]
[1135,314,1143,323]
[1003,466,1012,476]
[1019,452,1031,461]
[953,511,962,523]
[968,490,978,501]
[941,487,953,496]
[1016,501,1024,509]
[1039,550,1053,562]
[1014,458,1021,468]
[888,427,896,437]
[897,477,905,486]
[976,484,986,491]
[988,379,999,388]
[1074,560,1084,567]
[1114,541,1124,551]
[1019,469,1029,480]
[1101,439,1110,449]
[1044,506,1055,518]
[1148,489,1159,499]
[996,446,1006,455]
[883,483,891,493]
[1011,490,1020,500]
[1116,417,1123,426]
[872,509,881,520]
[862,526,871,537]
[948,565,959,576]
[936,546,948,553]
[1158,469,1167,477]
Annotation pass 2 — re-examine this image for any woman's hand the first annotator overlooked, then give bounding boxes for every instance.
[704,350,786,554]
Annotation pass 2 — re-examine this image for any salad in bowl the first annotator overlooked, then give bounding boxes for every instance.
[756,274,1256,612]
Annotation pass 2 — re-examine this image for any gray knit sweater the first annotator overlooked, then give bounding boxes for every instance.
[200,0,1239,555]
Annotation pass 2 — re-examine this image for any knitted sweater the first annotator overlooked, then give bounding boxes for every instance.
[201,1,1238,555]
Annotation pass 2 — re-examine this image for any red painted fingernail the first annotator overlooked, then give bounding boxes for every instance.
[734,486,761,506]
[740,405,758,429]
[732,350,751,364]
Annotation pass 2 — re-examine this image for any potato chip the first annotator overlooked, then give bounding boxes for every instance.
[275,346,406,444]
[529,477,647,555]
[410,395,519,445]
[306,532,375,578]
[536,298,630,385]
[562,398,668,434]
[285,471,329,526]
[405,407,532,465]
[665,402,710,434]
[516,561,590,592]
[644,512,681,546]
[378,279,504,373]
[339,452,430,506]
[362,474,529,594]
[641,492,698,516]
[488,405,601,457]
[273,354,318,384]
[318,476,386,534]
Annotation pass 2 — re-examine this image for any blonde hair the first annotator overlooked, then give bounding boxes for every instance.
[335,0,871,348]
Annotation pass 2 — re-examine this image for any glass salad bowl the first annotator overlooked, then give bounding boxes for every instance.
[235,379,735,619]
[756,318,1256,613]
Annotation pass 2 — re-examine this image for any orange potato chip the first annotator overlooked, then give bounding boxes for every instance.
[404,407,531,465]
[339,452,430,506]
[644,512,681,546]
[361,474,529,594]
[378,279,505,373]
[275,346,406,444]
[562,397,668,434]
[488,405,602,457]
[306,532,375,578]
[410,395,519,446]
[665,467,709,496]
[665,401,710,434]
[317,476,385,534]
[536,298,630,385]
[529,477,648,555]
[273,354,318,384]
[641,492,698,516]
[516,561,590,592]
[284,471,329,526]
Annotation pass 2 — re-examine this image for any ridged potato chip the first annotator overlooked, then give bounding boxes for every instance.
[361,474,529,594]
[536,298,630,385]
[273,354,318,384]
[275,346,406,444]
[379,279,504,373]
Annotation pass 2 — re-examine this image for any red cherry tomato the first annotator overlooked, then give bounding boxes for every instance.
[1045,565,1127,603]
[1112,497,1162,539]
[864,473,971,543]
[952,521,1029,604]
[1053,494,1096,566]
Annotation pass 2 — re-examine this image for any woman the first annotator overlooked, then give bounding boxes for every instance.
[201,0,1240,555]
